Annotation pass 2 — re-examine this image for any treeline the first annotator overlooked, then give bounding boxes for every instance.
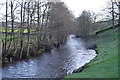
[2,0,52,62]
[2,0,119,63]
[1,0,77,63]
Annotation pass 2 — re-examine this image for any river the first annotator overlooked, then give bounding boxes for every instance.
[2,35,97,78]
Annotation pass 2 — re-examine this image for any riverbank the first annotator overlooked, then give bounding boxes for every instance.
[65,27,119,78]
[2,35,97,78]
[1,33,65,65]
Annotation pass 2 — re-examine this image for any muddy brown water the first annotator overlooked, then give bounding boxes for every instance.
[2,35,97,78]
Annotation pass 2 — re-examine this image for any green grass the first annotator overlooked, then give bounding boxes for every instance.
[0,33,38,51]
[0,27,36,33]
[65,27,119,78]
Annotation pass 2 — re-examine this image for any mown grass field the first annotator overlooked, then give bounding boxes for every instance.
[65,27,119,78]
[0,34,38,51]
[0,27,39,34]
[0,26,38,47]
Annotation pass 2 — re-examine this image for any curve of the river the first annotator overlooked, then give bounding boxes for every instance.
[2,35,97,78]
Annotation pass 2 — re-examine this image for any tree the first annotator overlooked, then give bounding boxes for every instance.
[101,0,120,26]
[77,10,93,37]
[48,2,76,45]
[2,0,8,56]
[1,0,51,61]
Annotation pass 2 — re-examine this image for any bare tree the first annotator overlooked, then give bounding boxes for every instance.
[77,10,93,37]
[4,1,8,55]
[48,2,76,46]
[20,0,25,59]
[2,0,77,62]
[101,0,120,26]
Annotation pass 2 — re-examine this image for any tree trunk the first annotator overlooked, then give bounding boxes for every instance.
[20,1,24,59]
[3,1,8,55]
[27,2,30,57]
[112,1,115,27]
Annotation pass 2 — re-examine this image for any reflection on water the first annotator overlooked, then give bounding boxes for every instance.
[2,35,97,78]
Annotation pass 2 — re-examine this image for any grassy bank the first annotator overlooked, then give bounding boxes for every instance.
[65,27,119,78]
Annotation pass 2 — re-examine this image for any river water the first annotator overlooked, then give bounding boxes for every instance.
[2,35,97,78]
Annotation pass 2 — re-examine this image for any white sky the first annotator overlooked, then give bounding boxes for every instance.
[0,0,109,20]
[61,0,109,17]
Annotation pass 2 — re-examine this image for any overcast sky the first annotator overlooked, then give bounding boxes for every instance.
[0,0,109,20]
[61,0,109,17]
